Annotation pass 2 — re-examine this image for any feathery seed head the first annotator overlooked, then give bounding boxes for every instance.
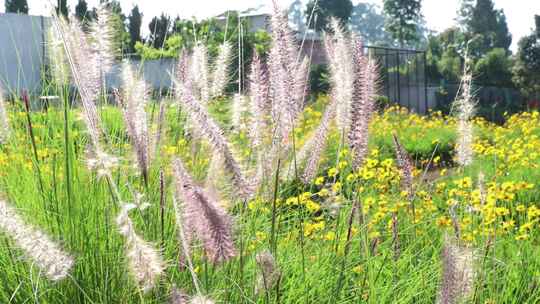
[255,250,280,295]
[392,134,414,197]
[189,296,215,304]
[47,24,71,86]
[0,200,74,281]
[454,52,475,167]
[437,234,476,304]
[116,204,165,293]
[210,42,232,98]
[172,158,237,263]
[298,100,337,183]
[349,41,379,170]
[175,82,254,199]
[325,18,354,132]
[117,63,151,181]
[0,86,10,144]
[190,43,210,102]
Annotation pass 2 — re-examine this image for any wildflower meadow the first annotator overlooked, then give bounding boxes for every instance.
[1,3,540,304]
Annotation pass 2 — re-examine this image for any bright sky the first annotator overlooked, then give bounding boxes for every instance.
[1,0,538,50]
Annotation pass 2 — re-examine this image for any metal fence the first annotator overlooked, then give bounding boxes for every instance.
[365,46,428,113]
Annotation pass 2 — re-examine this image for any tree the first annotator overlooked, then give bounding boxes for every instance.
[128,6,143,53]
[474,48,513,86]
[56,0,68,18]
[305,0,353,31]
[350,3,392,46]
[383,0,422,47]
[289,0,306,32]
[99,0,130,58]
[75,0,89,20]
[512,24,540,99]
[426,27,466,83]
[5,0,28,14]
[536,15,540,38]
[460,0,512,57]
[148,14,171,49]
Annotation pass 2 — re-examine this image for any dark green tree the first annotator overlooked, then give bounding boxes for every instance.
[383,0,423,47]
[148,14,171,49]
[56,0,68,18]
[350,3,392,46]
[474,48,513,86]
[128,5,143,53]
[536,15,540,38]
[75,0,89,20]
[512,21,540,99]
[5,0,28,14]
[460,0,512,56]
[305,0,353,31]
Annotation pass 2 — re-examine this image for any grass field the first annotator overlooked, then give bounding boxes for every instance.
[1,98,540,303]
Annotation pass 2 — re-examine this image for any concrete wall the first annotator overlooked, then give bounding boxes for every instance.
[0,13,47,95]
[0,13,178,98]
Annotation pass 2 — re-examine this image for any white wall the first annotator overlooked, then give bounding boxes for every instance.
[0,13,47,95]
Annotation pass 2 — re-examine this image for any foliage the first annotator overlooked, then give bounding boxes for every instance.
[135,14,271,62]
[4,0,28,14]
[127,5,143,53]
[148,14,171,49]
[56,0,68,19]
[305,0,353,31]
[75,0,91,25]
[426,27,465,83]
[382,0,422,47]
[474,48,513,86]
[309,64,330,95]
[349,2,393,46]
[512,32,540,99]
[96,0,130,58]
[459,0,512,57]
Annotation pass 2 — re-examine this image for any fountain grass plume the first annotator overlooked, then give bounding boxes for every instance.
[47,24,71,86]
[175,80,253,199]
[268,1,306,146]
[172,158,237,263]
[0,86,10,144]
[116,62,151,183]
[248,53,271,188]
[170,286,189,304]
[90,4,115,75]
[255,250,280,295]
[190,296,215,304]
[437,234,476,304]
[210,42,233,99]
[392,133,414,198]
[174,51,190,101]
[191,43,210,102]
[248,52,269,149]
[51,11,118,164]
[349,40,379,170]
[116,204,165,293]
[153,101,167,160]
[299,99,337,183]
[231,93,248,132]
[454,54,475,167]
[325,18,354,132]
[0,199,74,281]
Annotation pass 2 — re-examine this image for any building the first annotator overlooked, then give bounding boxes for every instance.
[215,5,271,33]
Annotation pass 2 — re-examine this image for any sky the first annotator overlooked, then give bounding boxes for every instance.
[0,0,538,51]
